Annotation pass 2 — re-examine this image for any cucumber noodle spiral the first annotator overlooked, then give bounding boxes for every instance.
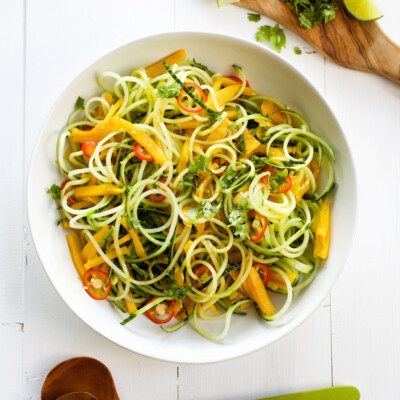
[55,57,335,340]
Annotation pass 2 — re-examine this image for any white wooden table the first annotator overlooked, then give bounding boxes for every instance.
[2,0,399,398]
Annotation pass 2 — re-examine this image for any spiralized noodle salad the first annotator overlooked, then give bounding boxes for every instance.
[48,49,335,340]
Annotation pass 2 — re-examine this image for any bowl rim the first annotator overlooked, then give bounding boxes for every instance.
[27,30,358,364]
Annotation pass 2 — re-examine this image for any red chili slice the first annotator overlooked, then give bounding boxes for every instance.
[135,143,154,162]
[253,263,271,285]
[82,269,111,300]
[61,179,76,205]
[261,167,292,194]
[177,82,207,114]
[247,210,268,243]
[81,140,98,157]
[146,178,169,202]
[81,126,93,131]
[226,75,250,88]
[145,296,176,324]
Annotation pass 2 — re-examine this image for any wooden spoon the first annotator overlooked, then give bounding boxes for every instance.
[235,0,400,84]
[41,357,120,400]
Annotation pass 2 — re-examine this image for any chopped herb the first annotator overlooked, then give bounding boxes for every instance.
[187,155,212,180]
[270,169,289,191]
[47,184,61,200]
[256,24,287,53]
[187,201,220,221]
[294,46,302,55]
[220,166,237,189]
[190,58,214,76]
[163,284,191,300]
[75,96,85,110]
[228,199,250,240]
[281,0,338,29]
[124,214,141,230]
[157,83,181,99]
[248,13,261,22]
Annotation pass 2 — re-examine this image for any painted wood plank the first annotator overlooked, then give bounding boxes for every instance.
[0,324,23,399]
[0,0,25,323]
[178,305,332,400]
[325,1,400,397]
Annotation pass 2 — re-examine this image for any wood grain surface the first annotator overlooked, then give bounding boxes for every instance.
[236,0,400,84]
[41,357,119,400]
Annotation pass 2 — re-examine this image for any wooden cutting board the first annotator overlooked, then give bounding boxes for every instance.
[235,0,400,84]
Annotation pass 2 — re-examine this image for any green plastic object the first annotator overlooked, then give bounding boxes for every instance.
[258,386,360,400]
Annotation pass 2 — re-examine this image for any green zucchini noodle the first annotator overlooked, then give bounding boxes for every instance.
[52,51,336,341]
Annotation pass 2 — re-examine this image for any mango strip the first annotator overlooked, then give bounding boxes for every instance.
[66,235,86,277]
[74,184,125,199]
[145,49,187,78]
[220,77,257,96]
[84,247,129,270]
[81,226,110,262]
[120,218,147,258]
[312,197,330,259]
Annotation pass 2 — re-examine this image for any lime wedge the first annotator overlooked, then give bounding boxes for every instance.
[343,0,383,21]
[217,0,240,8]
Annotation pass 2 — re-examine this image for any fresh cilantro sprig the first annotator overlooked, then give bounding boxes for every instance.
[248,13,261,22]
[256,24,287,53]
[220,166,237,189]
[281,0,338,29]
[294,46,302,55]
[157,83,181,99]
[47,184,61,200]
[270,169,289,192]
[181,155,213,189]
[187,201,220,222]
[123,214,141,230]
[228,199,250,240]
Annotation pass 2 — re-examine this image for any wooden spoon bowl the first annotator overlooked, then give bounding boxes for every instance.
[41,357,120,400]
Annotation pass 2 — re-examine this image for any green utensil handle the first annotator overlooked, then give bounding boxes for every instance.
[257,386,360,400]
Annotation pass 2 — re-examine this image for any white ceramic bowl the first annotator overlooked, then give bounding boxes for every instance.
[28,32,356,364]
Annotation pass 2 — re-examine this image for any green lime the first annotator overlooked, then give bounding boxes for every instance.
[217,0,240,8]
[343,0,384,21]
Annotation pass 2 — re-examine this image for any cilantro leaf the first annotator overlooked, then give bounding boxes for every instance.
[75,96,85,110]
[187,155,212,180]
[256,24,287,53]
[191,58,214,76]
[248,13,261,22]
[47,184,61,200]
[271,169,289,192]
[281,0,338,29]
[124,214,141,230]
[220,166,237,189]
[228,199,249,240]
[187,201,220,222]
[294,46,302,55]
[157,83,181,99]
[163,284,191,300]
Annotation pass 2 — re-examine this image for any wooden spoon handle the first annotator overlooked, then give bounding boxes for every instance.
[236,0,400,84]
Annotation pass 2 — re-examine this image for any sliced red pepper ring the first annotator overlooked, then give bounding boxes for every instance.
[146,178,169,202]
[247,210,268,243]
[61,179,76,205]
[81,140,98,157]
[253,263,271,285]
[145,296,177,324]
[135,143,154,162]
[261,167,292,194]
[177,82,207,113]
[82,269,111,300]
